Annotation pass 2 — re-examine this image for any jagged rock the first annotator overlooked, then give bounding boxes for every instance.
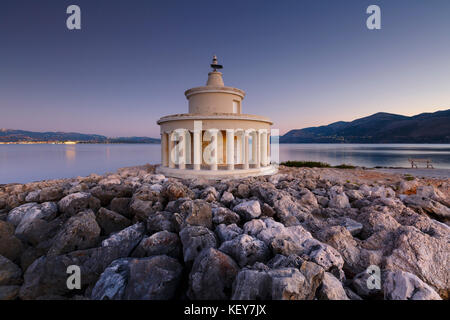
[147,211,181,234]
[0,221,23,262]
[300,261,325,299]
[188,248,239,300]
[303,238,345,272]
[109,197,132,218]
[39,186,65,202]
[58,192,91,215]
[215,223,243,242]
[220,191,234,205]
[200,186,218,202]
[25,190,41,202]
[0,285,20,300]
[161,181,194,202]
[351,270,382,298]
[212,207,240,225]
[96,207,131,235]
[267,254,304,269]
[123,255,183,300]
[90,184,133,206]
[383,270,442,300]
[132,231,181,259]
[384,226,449,298]
[129,198,156,222]
[180,199,212,229]
[243,219,266,236]
[219,234,270,267]
[8,202,59,245]
[180,226,217,264]
[142,174,165,184]
[341,218,363,236]
[416,185,450,207]
[403,195,450,219]
[19,246,132,300]
[48,210,101,256]
[317,272,349,300]
[0,255,22,286]
[261,203,275,217]
[236,184,250,198]
[233,200,261,221]
[91,258,130,300]
[101,223,146,256]
[232,267,314,300]
[329,190,350,209]
[299,190,319,207]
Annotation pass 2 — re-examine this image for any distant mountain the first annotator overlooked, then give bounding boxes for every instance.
[0,129,160,144]
[281,110,450,143]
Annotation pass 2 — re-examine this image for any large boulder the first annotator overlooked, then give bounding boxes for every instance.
[233,200,261,221]
[90,258,130,300]
[39,186,65,202]
[219,234,271,267]
[215,223,243,242]
[132,231,181,259]
[109,197,132,219]
[123,255,183,300]
[58,192,91,215]
[161,181,194,202]
[48,210,101,256]
[317,272,349,300]
[96,207,131,235]
[19,246,130,300]
[0,221,23,262]
[384,226,450,298]
[188,248,239,300]
[147,211,180,234]
[179,226,217,264]
[212,207,240,225]
[232,266,314,300]
[180,199,212,229]
[383,270,442,300]
[101,222,146,256]
[403,195,450,219]
[7,202,59,245]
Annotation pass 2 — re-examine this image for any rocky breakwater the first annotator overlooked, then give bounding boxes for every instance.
[0,165,448,300]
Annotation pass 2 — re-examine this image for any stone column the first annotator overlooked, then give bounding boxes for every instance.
[168,131,175,168]
[209,129,219,171]
[261,130,268,167]
[226,129,234,170]
[178,130,186,170]
[254,131,260,169]
[193,129,202,170]
[161,132,168,167]
[243,130,250,170]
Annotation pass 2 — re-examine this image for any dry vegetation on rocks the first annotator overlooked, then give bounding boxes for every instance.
[0,165,448,300]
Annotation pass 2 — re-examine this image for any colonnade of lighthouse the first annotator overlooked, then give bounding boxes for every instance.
[160,128,270,171]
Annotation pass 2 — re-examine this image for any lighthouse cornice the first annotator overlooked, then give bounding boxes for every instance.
[184,86,246,99]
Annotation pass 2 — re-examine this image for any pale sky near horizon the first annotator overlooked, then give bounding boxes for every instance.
[1,0,449,137]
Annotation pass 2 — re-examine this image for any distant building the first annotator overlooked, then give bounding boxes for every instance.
[157,56,277,179]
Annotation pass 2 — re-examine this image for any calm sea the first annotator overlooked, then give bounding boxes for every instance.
[1,143,449,184]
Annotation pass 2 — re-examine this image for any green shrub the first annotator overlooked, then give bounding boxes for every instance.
[334,164,356,169]
[281,161,331,168]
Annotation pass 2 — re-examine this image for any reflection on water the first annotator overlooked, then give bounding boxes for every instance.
[65,146,76,162]
[0,143,449,184]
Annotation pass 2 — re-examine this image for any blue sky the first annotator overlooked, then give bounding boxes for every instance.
[1,0,449,137]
